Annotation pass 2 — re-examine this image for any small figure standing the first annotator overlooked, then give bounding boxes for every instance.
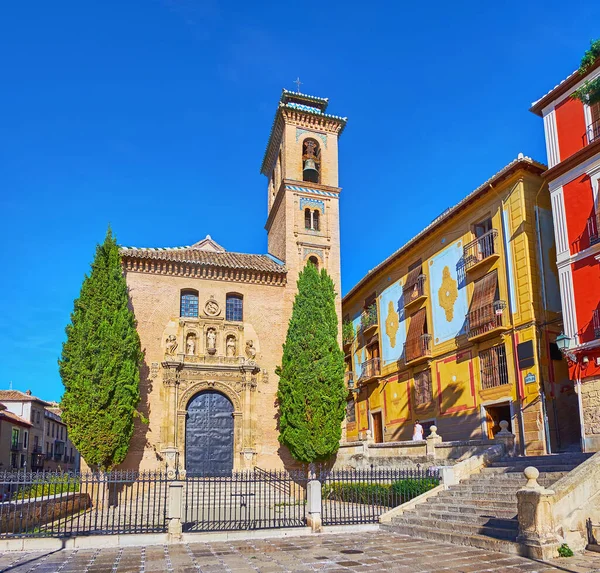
[412,419,424,441]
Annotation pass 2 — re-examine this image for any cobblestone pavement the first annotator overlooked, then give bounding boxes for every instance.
[0,531,599,573]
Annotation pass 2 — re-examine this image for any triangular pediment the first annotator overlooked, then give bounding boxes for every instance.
[191,235,226,252]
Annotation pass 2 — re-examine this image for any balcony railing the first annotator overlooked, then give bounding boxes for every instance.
[360,304,378,332]
[594,309,600,339]
[10,442,22,452]
[587,118,600,145]
[404,334,432,363]
[468,300,507,339]
[32,445,42,454]
[31,453,44,470]
[463,229,499,271]
[359,357,381,382]
[403,274,427,307]
[588,216,600,245]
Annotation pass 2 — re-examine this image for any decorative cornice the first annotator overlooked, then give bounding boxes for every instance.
[543,140,600,182]
[122,256,286,287]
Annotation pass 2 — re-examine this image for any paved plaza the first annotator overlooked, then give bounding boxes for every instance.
[1,531,600,573]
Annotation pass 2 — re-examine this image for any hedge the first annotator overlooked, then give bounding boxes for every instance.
[11,476,80,500]
[322,478,438,507]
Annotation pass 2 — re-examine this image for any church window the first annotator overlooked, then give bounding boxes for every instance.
[226,293,243,322]
[302,138,320,184]
[305,208,312,229]
[308,256,319,270]
[304,208,321,231]
[180,290,199,318]
[313,210,320,231]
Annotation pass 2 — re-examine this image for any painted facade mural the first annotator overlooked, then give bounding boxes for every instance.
[428,240,469,344]
[378,280,406,366]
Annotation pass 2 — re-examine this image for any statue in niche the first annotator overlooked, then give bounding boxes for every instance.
[186,333,196,355]
[165,335,178,356]
[206,328,217,355]
[245,340,256,359]
[226,335,236,357]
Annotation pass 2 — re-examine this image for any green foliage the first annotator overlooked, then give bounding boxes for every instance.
[276,263,346,463]
[342,320,354,345]
[12,476,80,500]
[557,543,574,558]
[59,228,143,471]
[573,40,600,105]
[361,304,377,329]
[322,478,439,507]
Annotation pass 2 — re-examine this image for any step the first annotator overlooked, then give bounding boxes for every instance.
[390,515,518,540]
[381,522,522,554]
[488,463,581,473]
[436,490,519,502]
[428,497,518,510]
[473,470,568,482]
[402,508,518,527]
[421,502,517,518]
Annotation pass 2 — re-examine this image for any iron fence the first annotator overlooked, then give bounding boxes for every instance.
[183,469,308,531]
[0,471,168,538]
[319,467,440,525]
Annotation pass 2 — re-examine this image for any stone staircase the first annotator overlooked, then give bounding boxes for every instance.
[383,453,592,554]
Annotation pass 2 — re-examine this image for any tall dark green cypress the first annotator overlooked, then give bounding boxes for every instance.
[276,262,346,463]
[59,228,142,471]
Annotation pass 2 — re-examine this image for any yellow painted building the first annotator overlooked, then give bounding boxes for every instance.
[342,156,580,455]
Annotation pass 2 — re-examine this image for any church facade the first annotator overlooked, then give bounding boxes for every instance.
[119,91,346,474]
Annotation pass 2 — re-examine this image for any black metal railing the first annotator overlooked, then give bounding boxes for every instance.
[594,309,600,339]
[183,470,308,532]
[468,300,507,339]
[359,357,381,382]
[403,274,427,306]
[10,443,22,452]
[0,471,169,538]
[589,215,599,245]
[319,467,440,525]
[587,119,600,145]
[360,304,378,331]
[463,229,499,271]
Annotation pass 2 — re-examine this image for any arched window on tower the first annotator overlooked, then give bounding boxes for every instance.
[302,139,320,184]
[313,210,320,232]
[308,256,319,270]
[305,208,312,230]
[180,289,199,317]
[226,293,243,322]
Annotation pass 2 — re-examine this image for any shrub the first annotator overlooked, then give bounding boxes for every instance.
[573,39,600,105]
[557,543,574,558]
[342,321,355,345]
[11,476,80,500]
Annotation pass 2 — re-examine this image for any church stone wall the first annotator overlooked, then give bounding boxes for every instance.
[120,270,293,472]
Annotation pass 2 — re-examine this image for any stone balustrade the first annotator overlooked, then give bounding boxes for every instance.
[516,450,600,559]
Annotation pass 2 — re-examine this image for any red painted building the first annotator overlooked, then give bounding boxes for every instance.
[532,59,600,451]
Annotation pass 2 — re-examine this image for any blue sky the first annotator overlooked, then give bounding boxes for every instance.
[1,1,598,401]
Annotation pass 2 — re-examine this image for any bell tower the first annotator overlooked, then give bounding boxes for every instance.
[262,89,347,306]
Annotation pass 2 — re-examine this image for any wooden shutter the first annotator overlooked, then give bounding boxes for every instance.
[591,102,600,124]
[405,308,427,362]
[468,270,498,330]
[403,266,423,301]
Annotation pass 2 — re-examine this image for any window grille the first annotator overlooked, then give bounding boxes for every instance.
[180,290,199,318]
[414,370,433,406]
[226,294,243,322]
[480,344,510,390]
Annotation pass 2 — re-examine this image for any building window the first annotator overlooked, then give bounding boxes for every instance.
[226,294,243,322]
[313,210,320,231]
[467,270,506,338]
[480,344,510,390]
[20,454,25,468]
[308,256,319,270]
[302,138,320,184]
[180,290,199,318]
[304,208,321,231]
[414,370,433,406]
[404,308,430,363]
[11,428,19,449]
[23,431,28,450]
[51,424,54,438]
[346,400,356,424]
[305,208,312,229]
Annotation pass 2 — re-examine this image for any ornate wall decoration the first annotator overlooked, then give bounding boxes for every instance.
[204,297,220,317]
[303,247,324,259]
[299,197,325,213]
[186,332,197,356]
[438,266,458,322]
[245,340,257,359]
[226,335,237,357]
[165,335,178,356]
[295,128,328,148]
[206,328,217,355]
[385,300,399,349]
[150,362,160,379]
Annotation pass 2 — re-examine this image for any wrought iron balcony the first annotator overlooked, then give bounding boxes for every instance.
[360,304,378,333]
[10,442,22,452]
[404,334,433,364]
[468,300,507,340]
[594,309,600,340]
[359,357,381,383]
[31,453,44,471]
[588,216,599,246]
[463,229,499,271]
[403,274,427,309]
[587,118,600,145]
[32,445,42,454]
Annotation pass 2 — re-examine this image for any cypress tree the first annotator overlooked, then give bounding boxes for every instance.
[59,228,142,471]
[276,262,346,463]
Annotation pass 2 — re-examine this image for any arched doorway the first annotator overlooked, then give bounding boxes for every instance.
[185,390,234,476]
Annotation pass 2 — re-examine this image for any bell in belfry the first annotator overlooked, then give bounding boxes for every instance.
[303,158,319,183]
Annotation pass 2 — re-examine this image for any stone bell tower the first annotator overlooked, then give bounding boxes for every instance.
[261,89,347,312]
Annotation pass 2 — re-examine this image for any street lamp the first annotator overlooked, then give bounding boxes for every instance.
[556,332,577,363]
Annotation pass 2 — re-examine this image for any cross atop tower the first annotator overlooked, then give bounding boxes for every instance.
[293,77,302,93]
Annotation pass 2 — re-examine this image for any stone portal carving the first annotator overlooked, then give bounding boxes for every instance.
[226,335,236,357]
[166,334,178,356]
[204,297,220,317]
[186,333,196,356]
[206,328,217,355]
[245,340,256,359]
